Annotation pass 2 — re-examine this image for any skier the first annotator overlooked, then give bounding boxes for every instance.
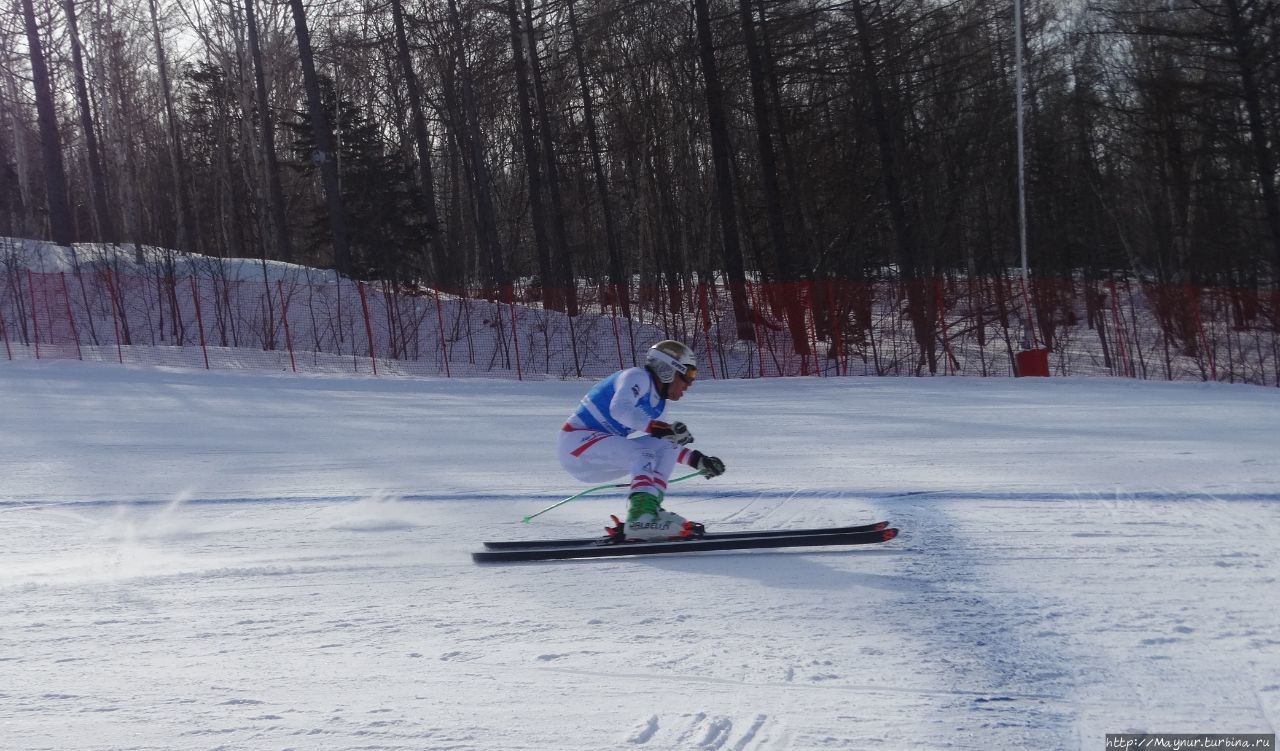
[558,340,726,541]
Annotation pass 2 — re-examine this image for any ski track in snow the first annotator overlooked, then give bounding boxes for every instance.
[2,362,1279,749]
[4,493,1277,749]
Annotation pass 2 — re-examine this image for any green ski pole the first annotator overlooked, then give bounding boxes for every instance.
[521,471,705,523]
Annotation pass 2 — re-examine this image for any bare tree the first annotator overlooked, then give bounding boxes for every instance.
[244,0,294,262]
[525,0,576,315]
[445,0,507,294]
[286,0,351,274]
[693,0,753,340]
[20,0,72,245]
[566,0,627,315]
[505,0,559,309]
[147,0,197,252]
[849,0,937,372]
[735,0,813,363]
[64,0,114,243]
[389,0,442,283]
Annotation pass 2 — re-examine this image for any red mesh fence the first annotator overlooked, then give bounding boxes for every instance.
[2,264,1277,386]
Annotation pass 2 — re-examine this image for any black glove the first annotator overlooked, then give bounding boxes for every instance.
[689,450,725,478]
[647,420,694,447]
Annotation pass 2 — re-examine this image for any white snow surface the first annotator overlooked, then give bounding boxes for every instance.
[2,359,1278,750]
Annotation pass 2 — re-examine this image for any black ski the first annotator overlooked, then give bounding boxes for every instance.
[483,520,890,550]
[472,527,898,563]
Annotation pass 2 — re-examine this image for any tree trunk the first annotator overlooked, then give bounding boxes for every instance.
[526,0,576,315]
[245,0,294,263]
[287,0,352,275]
[438,65,471,288]
[505,0,559,310]
[64,0,114,243]
[850,0,936,373]
[736,0,811,363]
[21,0,73,245]
[147,0,196,253]
[567,0,627,316]
[447,0,507,295]
[692,0,753,341]
[1222,0,1280,283]
[390,0,443,284]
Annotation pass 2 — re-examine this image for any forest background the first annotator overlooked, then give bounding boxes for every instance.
[3,0,1279,376]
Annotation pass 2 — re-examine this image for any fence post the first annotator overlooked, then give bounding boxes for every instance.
[508,299,523,380]
[104,270,124,363]
[1187,283,1216,381]
[935,277,952,375]
[1107,281,1131,378]
[190,276,210,369]
[748,282,765,377]
[59,272,82,360]
[802,281,821,377]
[380,282,398,360]
[335,270,347,360]
[610,292,624,371]
[433,289,451,377]
[0,296,11,359]
[277,280,296,373]
[356,280,378,375]
[166,273,182,347]
[26,271,41,359]
[825,282,844,376]
[697,281,718,380]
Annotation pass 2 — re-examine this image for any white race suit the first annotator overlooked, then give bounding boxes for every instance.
[557,367,699,498]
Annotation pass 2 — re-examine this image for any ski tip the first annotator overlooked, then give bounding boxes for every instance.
[882,528,899,541]
[873,521,890,531]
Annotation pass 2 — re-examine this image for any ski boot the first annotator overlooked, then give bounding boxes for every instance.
[623,492,704,541]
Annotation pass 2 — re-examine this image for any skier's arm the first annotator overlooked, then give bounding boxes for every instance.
[647,420,693,445]
[607,369,661,436]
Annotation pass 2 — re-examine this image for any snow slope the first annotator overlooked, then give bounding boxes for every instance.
[2,360,1278,750]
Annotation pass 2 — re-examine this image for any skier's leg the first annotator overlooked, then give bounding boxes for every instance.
[625,436,677,499]
[558,430,631,483]
[559,431,701,539]
[623,437,702,540]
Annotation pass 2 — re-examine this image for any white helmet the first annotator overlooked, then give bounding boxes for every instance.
[645,340,697,384]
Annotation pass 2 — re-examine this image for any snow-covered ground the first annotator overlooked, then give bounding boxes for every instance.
[2,360,1278,750]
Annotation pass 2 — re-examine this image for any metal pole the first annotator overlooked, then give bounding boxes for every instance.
[1015,0,1032,348]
